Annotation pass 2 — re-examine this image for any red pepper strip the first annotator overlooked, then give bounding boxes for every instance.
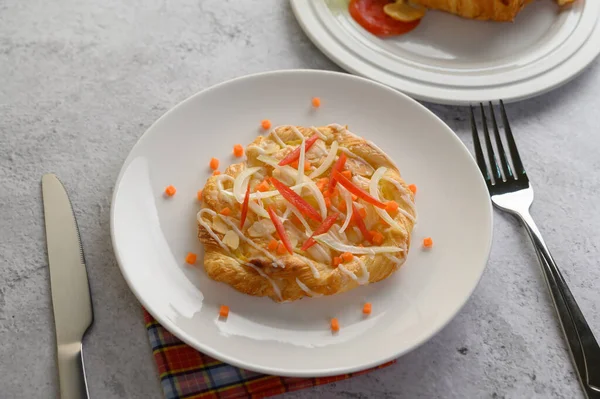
[269,177,322,222]
[328,152,347,193]
[267,206,293,254]
[352,203,373,243]
[301,213,340,251]
[331,170,386,209]
[278,133,320,166]
[240,184,251,229]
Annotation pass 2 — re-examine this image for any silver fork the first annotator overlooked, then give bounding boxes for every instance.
[470,101,600,399]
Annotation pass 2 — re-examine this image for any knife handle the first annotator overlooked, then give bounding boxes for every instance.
[57,342,90,399]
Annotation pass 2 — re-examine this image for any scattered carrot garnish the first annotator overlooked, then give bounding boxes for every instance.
[408,184,417,194]
[325,197,332,208]
[164,185,176,197]
[371,231,384,245]
[239,185,251,229]
[301,213,339,250]
[316,177,329,192]
[330,318,340,332]
[256,180,270,192]
[278,134,320,166]
[341,252,354,262]
[351,194,358,201]
[352,204,372,243]
[261,119,271,130]
[197,190,203,201]
[212,170,221,176]
[219,305,229,318]
[332,170,387,209]
[291,214,303,226]
[289,160,311,171]
[385,201,399,212]
[267,206,293,254]
[358,207,367,219]
[209,157,219,170]
[341,170,352,179]
[328,153,347,193]
[233,144,244,158]
[267,239,279,251]
[270,177,322,222]
[220,207,232,216]
[277,242,288,255]
[423,237,433,248]
[363,303,372,315]
[333,256,342,267]
[185,252,197,264]
[312,97,321,108]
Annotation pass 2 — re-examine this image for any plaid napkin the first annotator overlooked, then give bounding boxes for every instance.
[143,310,394,399]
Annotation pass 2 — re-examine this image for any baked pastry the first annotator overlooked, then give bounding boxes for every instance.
[408,0,575,22]
[197,124,416,302]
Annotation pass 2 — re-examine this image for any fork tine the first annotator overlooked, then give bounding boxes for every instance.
[479,103,501,182]
[470,106,489,183]
[488,102,512,179]
[500,100,526,177]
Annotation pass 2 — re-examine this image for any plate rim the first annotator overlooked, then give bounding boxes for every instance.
[110,69,494,377]
[290,0,600,105]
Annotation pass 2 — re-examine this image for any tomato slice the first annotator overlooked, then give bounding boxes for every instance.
[301,213,340,251]
[270,177,322,222]
[352,203,373,243]
[332,170,387,209]
[239,184,251,229]
[267,206,294,255]
[328,152,347,194]
[278,133,320,166]
[349,0,421,37]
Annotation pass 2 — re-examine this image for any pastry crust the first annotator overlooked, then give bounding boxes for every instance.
[197,125,416,302]
[412,0,574,22]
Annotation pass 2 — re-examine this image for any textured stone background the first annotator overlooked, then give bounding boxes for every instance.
[1,0,599,398]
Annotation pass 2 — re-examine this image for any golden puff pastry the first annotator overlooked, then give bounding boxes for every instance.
[197,125,416,302]
[411,0,575,22]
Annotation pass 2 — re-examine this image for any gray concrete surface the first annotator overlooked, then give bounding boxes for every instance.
[1,0,599,398]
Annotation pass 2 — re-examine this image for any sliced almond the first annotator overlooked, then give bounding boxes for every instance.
[223,230,240,250]
[383,1,426,22]
[212,216,229,234]
[248,219,276,238]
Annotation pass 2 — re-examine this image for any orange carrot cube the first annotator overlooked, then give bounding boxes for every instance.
[233,144,244,158]
[164,185,176,197]
[330,318,339,332]
[185,252,197,264]
[219,305,229,318]
[363,303,372,315]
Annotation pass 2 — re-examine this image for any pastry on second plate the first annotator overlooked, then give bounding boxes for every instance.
[197,124,416,302]
[397,0,576,22]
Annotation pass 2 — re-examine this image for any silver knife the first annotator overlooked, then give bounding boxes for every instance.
[42,174,93,399]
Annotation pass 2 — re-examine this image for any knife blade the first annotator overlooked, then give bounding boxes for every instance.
[42,174,93,399]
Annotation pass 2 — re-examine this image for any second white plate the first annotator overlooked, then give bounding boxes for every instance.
[291,0,600,105]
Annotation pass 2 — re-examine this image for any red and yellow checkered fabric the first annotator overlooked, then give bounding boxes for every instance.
[143,310,394,399]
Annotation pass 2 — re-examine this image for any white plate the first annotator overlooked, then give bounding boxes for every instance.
[111,70,492,376]
[290,0,600,105]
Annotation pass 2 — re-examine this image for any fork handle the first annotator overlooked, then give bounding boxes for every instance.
[518,210,600,398]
